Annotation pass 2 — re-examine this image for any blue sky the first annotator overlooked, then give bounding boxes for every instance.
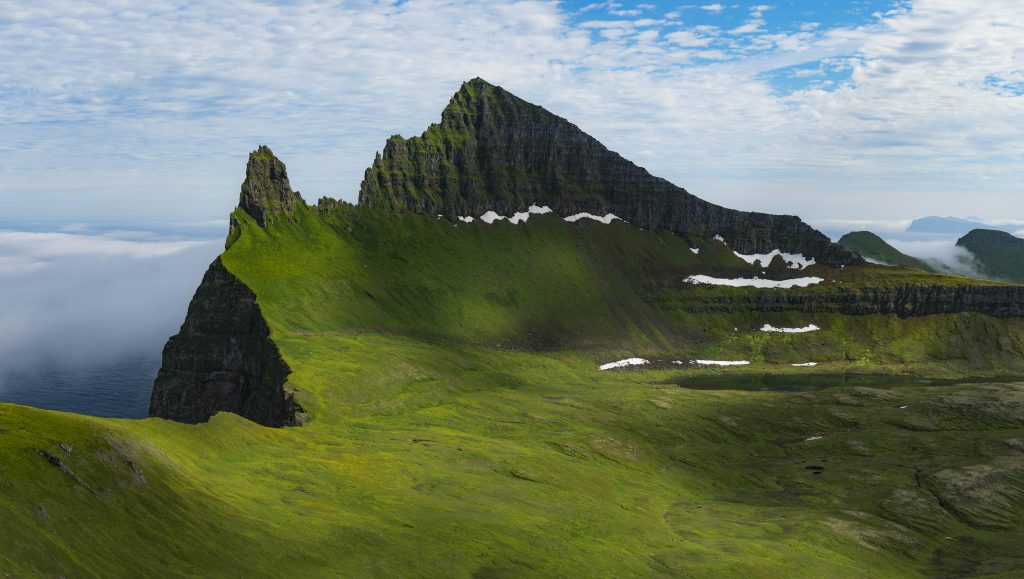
[1,0,1022,228]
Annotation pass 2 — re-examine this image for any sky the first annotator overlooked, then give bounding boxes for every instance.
[1,0,1022,227]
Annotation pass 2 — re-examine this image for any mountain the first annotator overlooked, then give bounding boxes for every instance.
[906,215,1017,236]
[6,79,1024,577]
[838,231,936,272]
[359,78,859,266]
[957,228,1024,282]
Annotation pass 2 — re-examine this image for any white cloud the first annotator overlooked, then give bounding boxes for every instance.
[666,30,713,47]
[0,227,221,382]
[886,238,985,277]
[0,231,206,261]
[0,0,1021,226]
[729,19,765,34]
[701,4,724,13]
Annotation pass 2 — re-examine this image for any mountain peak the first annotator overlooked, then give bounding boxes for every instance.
[358,80,860,265]
[239,145,303,226]
[957,228,1022,247]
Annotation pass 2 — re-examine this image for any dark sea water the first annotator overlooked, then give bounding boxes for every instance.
[0,356,159,418]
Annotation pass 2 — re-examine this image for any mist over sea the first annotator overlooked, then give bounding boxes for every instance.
[0,220,223,418]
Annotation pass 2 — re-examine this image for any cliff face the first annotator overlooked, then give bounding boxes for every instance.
[149,258,303,427]
[359,78,861,266]
[688,283,1024,318]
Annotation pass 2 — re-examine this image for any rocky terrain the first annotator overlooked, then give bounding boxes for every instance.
[358,78,860,265]
[149,258,303,427]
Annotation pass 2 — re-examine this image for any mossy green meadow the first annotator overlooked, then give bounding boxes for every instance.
[3,207,1024,576]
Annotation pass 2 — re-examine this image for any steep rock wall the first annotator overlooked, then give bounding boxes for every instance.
[359,78,861,266]
[149,258,303,426]
[686,283,1024,318]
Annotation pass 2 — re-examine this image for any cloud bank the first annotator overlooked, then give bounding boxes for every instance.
[0,0,1021,223]
[0,228,221,388]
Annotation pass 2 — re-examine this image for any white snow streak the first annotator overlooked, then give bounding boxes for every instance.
[599,357,649,370]
[733,249,816,270]
[761,324,820,333]
[791,362,819,367]
[689,247,700,255]
[479,211,505,224]
[684,275,824,288]
[564,212,621,224]
[692,360,750,366]
[465,205,623,226]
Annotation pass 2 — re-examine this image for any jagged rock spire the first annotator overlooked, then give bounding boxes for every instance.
[239,145,303,226]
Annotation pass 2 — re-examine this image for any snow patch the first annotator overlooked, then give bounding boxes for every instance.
[564,212,621,224]
[805,435,824,442]
[733,249,816,270]
[713,234,726,243]
[479,211,505,224]
[791,362,819,367]
[599,357,649,371]
[689,247,700,255]
[692,360,750,366]
[761,324,820,333]
[458,216,474,223]
[684,275,824,289]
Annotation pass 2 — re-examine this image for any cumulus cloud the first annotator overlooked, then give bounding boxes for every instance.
[0,228,221,388]
[0,0,1021,226]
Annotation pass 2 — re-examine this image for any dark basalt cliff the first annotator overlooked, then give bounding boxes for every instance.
[688,283,1024,318]
[359,78,861,266]
[149,258,303,426]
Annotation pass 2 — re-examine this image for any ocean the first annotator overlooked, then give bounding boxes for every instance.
[0,356,159,419]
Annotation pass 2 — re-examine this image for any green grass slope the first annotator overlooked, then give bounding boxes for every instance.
[958,229,1024,282]
[838,231,936,272]
[3,208,1024,576]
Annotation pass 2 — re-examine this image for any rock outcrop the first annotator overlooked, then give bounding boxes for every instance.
[687,283,1024,318]
[359,78,861,266]
[149,258,303,427]
[238,145,304,226]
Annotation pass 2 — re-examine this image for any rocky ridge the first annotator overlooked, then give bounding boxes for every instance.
[358,78,861,266]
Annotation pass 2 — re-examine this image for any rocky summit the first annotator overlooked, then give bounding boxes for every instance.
[359,78,860,265]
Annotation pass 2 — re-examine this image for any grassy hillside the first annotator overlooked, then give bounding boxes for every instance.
[958,229,1024,282]
[3,208,1024,576]
[838,231,936,272]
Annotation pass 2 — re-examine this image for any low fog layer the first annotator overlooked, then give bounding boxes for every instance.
[0,226,222,389]
[886,238,985,278]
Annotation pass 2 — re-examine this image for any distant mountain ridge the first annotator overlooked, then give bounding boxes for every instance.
[907,216,1018,236]
[357,78,860,265]
[957,229,1024,282]
[838,231,936,272]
